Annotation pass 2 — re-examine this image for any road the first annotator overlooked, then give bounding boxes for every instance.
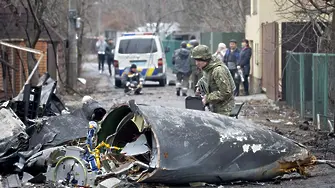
[62,62,335,188]
[64,62,267,109]
[63,62,186,110]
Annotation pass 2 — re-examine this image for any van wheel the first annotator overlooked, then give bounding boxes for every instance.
[115,80,122,88]
[159,78,167,87]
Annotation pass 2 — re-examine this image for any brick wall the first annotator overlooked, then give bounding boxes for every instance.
[34,41,48,74]
[0,40,48,99]
[0,42,19,98]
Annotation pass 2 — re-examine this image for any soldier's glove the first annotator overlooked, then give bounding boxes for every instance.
[126,82,130,87]
[237,66,241,69]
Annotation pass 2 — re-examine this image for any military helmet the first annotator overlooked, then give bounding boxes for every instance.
[191,45,212,60]
[188,39,199,48]
[181,41,187,48]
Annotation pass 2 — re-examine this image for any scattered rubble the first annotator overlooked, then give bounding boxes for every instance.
[299,121,310,131]
[0,73,107,187]
[0,107,29,173]
[0,73,334,187]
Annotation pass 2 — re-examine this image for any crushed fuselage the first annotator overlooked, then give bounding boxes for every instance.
[98,100,315,184]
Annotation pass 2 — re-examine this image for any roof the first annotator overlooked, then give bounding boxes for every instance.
[0,6,65,41]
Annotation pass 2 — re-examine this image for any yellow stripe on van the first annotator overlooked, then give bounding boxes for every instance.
[145,68,155,76]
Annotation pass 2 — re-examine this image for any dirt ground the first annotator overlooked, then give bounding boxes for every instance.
[235,100,335,188]
[62,62,335,188]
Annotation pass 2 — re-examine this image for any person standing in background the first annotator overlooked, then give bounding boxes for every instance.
[96,36,108,74]
[237,39,252,96]
[105,38,115,77]
[223,39,240,96]
[214,43,227,62]
[187,35,197,49]
[187,36,201,92]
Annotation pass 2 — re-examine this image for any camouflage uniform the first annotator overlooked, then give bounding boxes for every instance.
[191,45,235,116]
[187,40,202,91]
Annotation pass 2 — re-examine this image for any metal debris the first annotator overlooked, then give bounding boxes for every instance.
[72,96,106,122]
[0,87,332,188]
[2,174,21,188]
[121,134,150,156]
[28,115,88,150]
[21,172,34,184]
[97,100,317,184]
[25,146,66,172]
[45,146,97,187]
[0,107,29,173]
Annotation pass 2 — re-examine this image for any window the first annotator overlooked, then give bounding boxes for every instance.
[118,39,157,54]
[253,0,258,15]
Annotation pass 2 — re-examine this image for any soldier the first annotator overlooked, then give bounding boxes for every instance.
[173,41,191,96]
[191,45,235,115]
[187,38,201,92]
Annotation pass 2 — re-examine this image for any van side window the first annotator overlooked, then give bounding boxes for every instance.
[118,39,157,54]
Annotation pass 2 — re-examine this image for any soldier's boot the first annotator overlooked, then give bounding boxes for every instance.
[176,82,182,96]
[124,87,131,93]
[176,88,181,96]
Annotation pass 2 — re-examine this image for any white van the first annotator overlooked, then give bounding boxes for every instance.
[113,32,168,87]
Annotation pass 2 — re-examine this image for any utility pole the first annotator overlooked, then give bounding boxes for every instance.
[97,2,101,36]
[68,0,78,89]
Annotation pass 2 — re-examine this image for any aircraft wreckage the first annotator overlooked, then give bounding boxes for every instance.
[91,100,317,185]
[3,97,332,187]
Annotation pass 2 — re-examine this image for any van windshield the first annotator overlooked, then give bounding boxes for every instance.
[118,39,158,54]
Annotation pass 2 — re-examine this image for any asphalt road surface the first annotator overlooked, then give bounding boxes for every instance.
[65,62,187,110]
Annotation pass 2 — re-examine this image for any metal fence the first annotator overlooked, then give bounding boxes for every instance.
[285,52,334,130]
[200,32,245,53]
[162,33,245,69]
[162,40,181,69]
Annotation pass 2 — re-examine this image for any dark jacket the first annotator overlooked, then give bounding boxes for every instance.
[121,68,143,86]
[238,47,252,76]
[223,48,240,70]
[105,43,115,60]
[126,72,142,83]
[172,48,191,74]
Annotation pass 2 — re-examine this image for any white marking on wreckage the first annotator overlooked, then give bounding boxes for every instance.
[242,144,263,153]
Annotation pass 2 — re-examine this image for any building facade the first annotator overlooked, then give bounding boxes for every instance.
[245,0,289,99]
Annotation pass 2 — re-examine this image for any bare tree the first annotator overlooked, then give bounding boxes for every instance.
[180,0,250,32]
[100,0,185,33]
[3,0,50,85]
[95,0,250,33]
[275,0,335,115]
